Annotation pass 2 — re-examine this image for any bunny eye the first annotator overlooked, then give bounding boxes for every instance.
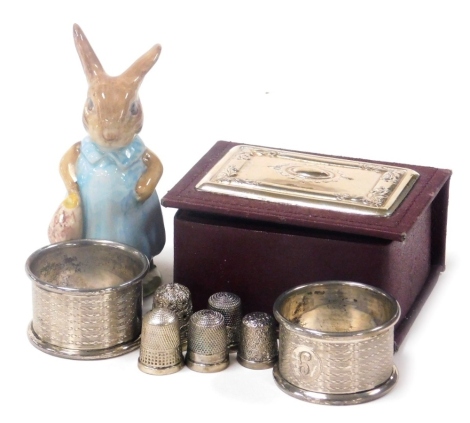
[130,102,140,116]
[86,98,94,112]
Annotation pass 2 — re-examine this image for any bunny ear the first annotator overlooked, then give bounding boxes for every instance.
[122,44,161,86]
[73,23,105,83]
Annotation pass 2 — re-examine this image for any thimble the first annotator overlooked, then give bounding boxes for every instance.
[237,312,278,370]
[186,309,229,373]
[152,283,193,351]
[138,308,184,375]
[208,292,242,351]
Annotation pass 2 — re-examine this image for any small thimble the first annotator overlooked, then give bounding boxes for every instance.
[138,308,184,375]
[152,283,193,351]
[208,292,242,351]
[237,312,278,370]
[186,309,229,373]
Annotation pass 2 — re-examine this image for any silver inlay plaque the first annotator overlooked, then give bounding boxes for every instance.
[195,145,420,217]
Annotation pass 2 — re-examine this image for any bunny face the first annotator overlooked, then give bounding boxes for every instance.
[83,79,144,148]
[74,24,160,149]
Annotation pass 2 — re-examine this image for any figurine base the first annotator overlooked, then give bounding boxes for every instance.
[143,264,163,298]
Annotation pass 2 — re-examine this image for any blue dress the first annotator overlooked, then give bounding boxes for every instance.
[76,135,165,258]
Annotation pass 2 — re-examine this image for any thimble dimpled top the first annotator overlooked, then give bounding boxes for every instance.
[138,308,184,375]
[237,312,278,370]
[186,309,229,373]
[208,292,242,351]
[152,283,193,350]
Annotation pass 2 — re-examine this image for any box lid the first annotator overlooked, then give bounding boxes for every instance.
[195,144,420,217]
[162,141,452,242]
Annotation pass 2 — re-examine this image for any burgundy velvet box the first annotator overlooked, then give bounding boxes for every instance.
[161,141,451,348]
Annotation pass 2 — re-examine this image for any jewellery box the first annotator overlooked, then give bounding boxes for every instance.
[161,141,451,348]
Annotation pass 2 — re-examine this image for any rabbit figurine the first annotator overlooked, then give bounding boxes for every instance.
[50,24,165,292]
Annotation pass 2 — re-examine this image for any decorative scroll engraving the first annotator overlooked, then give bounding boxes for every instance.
[214,165,240,182]
[335,187,392,207]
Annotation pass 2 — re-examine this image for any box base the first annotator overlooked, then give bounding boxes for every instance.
[173,208,442,350]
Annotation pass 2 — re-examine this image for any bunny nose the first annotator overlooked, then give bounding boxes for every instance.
[103,129,118,141]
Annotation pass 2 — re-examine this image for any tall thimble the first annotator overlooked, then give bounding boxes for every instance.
[208,292,242,351]
[237,312,278,370]
[138,308,184,375]
[152,283,193,351]
[186,309,229,373]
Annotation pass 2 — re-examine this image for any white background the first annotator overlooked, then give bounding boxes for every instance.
[2,1,467,421]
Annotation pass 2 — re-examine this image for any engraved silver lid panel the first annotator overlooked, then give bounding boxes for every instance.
[196,145,419,217]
